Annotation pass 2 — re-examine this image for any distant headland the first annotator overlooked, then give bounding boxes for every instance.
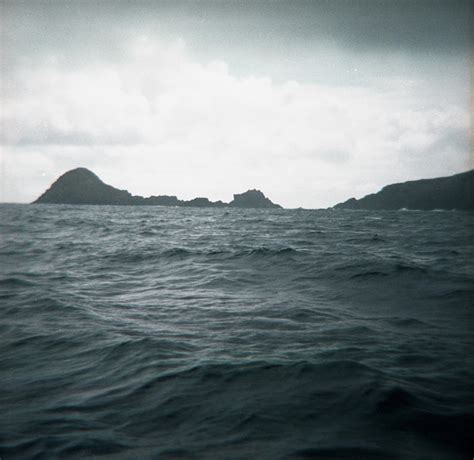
[33,168,282,208]
[33,167,473,210]
[334,169,474,211]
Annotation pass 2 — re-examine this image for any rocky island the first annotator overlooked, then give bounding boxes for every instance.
[33,168,282,208]
[334,170,474,211]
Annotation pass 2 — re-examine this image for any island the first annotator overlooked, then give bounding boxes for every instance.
[33,168,282,208]
[334,170,474,211]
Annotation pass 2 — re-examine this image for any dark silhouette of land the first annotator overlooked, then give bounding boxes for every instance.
[34,168,282,208]
[334,170,474,210]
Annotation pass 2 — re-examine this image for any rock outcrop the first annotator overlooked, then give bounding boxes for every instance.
[230,189,281,208]
[34,168,282,209]
[34,168,137,205]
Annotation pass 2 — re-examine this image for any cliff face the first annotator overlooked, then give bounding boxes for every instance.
[334,170,474,211]
[34,168,282,209]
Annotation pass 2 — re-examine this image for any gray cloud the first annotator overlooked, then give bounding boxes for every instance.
[7,1,472,43]
[2,0,469,94]
[3,0,470,65]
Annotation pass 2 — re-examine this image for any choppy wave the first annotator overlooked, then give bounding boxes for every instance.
[0,204,473,459]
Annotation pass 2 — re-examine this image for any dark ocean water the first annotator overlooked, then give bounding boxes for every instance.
[1,204,473,459]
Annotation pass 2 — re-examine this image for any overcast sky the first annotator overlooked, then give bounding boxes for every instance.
[1,0,472,208]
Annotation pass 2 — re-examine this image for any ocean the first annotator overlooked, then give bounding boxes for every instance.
[1,204,473,459]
